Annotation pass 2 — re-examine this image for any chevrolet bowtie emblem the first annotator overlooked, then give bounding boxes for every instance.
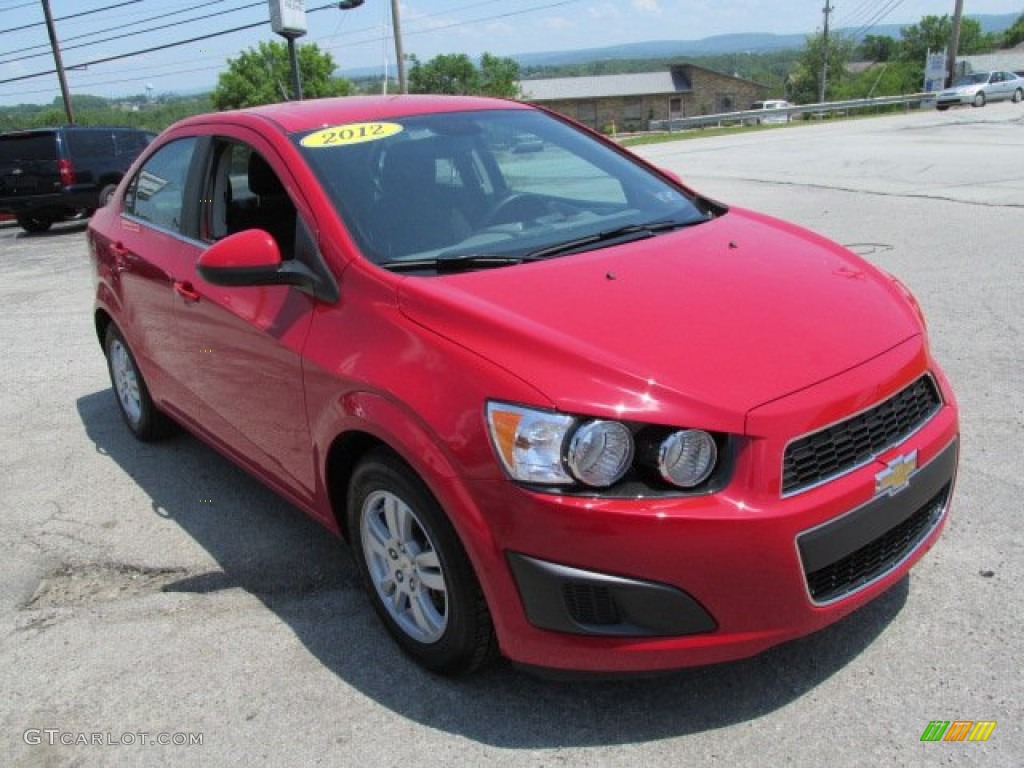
[875,450,918,496]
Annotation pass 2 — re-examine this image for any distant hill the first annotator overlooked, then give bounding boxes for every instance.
[341,12,1020,78]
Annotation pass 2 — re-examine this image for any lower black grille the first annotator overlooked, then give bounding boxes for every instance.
[562,583,621,625]
[783,375,942,495]
[805,483,950,603]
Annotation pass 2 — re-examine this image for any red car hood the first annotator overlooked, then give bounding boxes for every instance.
[397,208,922,435]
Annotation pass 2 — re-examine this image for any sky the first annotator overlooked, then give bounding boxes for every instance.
[1,0,1021,106]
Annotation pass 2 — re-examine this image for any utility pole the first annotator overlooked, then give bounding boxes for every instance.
[391,0,407,94]
[819,0,833,104]
[41,0,74,124]
[946,0,965,87]
[287,36,303,100]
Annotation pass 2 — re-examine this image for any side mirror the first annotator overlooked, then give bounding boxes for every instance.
[197,229,318,293]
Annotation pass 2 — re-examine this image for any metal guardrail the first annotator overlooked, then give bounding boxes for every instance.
[649,93,935,131]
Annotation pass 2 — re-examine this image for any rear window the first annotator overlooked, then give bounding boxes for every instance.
[0,132,57,165]
[67,131,114,159]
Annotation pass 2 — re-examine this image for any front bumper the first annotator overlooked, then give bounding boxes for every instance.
[464,345,959,673]
[936,93,973,107]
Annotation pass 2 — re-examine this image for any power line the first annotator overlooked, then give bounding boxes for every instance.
[0,2,340,86]
[0,0,144,36]
[1,0,241,59]
[324,0,588,51]
[0,1,36,13]
[0,1,266,67]
[837,0,888,31]
[2,0,587,98]
[847,0,911,41]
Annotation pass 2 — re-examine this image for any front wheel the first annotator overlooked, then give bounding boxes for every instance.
[972,91,986,108]
[104,324,174,440]
[1012,88,1023,104]
[347,449,496,674]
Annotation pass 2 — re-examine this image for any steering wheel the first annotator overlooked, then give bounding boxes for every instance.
[479,193,549,228]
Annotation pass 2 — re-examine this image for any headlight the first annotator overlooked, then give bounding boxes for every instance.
[658,429,717,488]
[487,401,724,492]
[486,403,574,485]
[566,420,633,487]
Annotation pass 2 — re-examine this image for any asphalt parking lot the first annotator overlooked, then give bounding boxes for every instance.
[1,104,1021,767]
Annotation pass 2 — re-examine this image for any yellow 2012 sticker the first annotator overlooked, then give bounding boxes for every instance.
[300,122,403,148]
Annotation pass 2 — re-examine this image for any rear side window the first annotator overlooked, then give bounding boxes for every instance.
[67,131,114,159]
[113,130,151,156]
[0,133,57,164]
[124,138,196,233]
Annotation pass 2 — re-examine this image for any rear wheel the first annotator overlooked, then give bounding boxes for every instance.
[936,104,950,111]
[16,213,52,233]
[347,449,496,675]
[99,183,118,207]
[972,91,986,108]
[104,324,174,440]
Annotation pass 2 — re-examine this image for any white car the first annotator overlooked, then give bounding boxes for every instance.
[935,71,1024,110]
[748,100,793,124]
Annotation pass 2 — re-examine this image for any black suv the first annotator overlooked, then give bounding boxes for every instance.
[0,125,153,233]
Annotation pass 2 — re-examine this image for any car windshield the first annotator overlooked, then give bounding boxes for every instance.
[293,109,712,272]
[953,73,989,86]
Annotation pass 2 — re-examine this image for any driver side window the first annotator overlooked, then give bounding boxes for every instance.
[203,141,298,259]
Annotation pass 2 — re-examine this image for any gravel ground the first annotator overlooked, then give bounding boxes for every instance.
[1,104,1021,767]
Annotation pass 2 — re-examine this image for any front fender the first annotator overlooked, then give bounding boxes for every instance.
[312,388,501,570]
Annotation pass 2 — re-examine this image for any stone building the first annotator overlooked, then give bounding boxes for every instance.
[518,64,768,132]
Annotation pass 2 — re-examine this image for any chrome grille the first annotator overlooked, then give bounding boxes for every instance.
[783,375,941,496]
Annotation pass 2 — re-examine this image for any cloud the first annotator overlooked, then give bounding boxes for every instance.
[541,16,574,31]
[632,0,662,13]
[588,3,621,20]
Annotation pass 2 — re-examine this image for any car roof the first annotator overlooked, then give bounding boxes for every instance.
[173,95,532,136]
[0,125,148,137]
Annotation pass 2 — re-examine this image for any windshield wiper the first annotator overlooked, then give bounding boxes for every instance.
[525,218,705,260]
[377,217,709,273]
[379,253,538,274]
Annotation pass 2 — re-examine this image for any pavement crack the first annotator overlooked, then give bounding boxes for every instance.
[25,561,193,610]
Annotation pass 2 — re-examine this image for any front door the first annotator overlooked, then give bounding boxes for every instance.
[173,134,317,506]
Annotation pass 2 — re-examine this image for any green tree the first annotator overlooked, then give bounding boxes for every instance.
[790,33,854,104]
[212,40,351,110]
[407,52,520,97]
[478,53,521,98]
[408,53,479,95]
[833,61,922,99]
[858,34,897,62]
[898,15,992,65]
[1002,13,1024,48]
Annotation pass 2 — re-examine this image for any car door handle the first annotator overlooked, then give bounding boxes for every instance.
[174,280,201,303]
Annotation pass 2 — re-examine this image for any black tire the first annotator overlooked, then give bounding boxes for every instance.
[16,214,52,233]
[972,91,986,108]
[99,183,118,207]
[103,324,174,441]
[1013,88,1023,104]
[936,104,950,112]
[347,448,496,675]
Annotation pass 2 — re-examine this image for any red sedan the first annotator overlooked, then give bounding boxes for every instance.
[88,96,959,675]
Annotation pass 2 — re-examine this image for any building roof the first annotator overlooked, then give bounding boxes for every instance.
[958,51,1024,73]
[519,70,692,101]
